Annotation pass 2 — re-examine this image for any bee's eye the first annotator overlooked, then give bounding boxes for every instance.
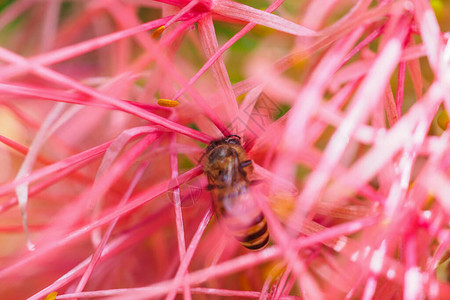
[226,137,241,145]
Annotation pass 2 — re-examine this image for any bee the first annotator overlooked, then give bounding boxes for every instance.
[202,135,269,250]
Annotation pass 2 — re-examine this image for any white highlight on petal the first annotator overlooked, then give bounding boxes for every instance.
[363,246,371,258]
[422,210,431,220]
[386,268,396,279]
[429,280,439,298]
[350,251,360,262]
[369,241,386,274]
[333,236,347,252]
[404,267,423,300]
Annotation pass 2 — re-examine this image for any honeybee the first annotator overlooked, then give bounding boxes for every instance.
[202,135,269,250]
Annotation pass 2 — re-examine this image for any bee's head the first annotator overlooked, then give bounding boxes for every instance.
[202,135,244,182]
[223,135,241,145]
[204,135,242,156]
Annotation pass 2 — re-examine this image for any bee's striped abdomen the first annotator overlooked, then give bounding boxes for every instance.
[234,216,270,250]
[221,210,270,250]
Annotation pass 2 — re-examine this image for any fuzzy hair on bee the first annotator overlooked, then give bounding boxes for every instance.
[202,135,269,250]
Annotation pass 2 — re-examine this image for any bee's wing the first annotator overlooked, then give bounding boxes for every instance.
[225,154,242,186]
[252,164,372,224]
[252,162,298,197]
[216,182,270,250]
[219,182,256,216]
[167,176,207,207]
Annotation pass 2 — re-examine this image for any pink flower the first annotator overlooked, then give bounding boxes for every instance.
[0,0,448,299]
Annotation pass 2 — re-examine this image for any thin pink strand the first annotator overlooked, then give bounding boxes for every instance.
[88,126,161,223]
[397,61,406,116]
[55,216,377,299]
[164,0,200,28]
[0,82,172,114]
[0,152,95,214]
[165,207,213,300]
[275,264,294,299]
[40,133,163,267]
[340,25,385,69]
[28,205,174,300]
[171,0,288,102]
[73,159,151,295]
[186,287,262,298]
[253,187,306,282]
[276,26,365,185]
[0,141,111,197]
[0,134,50,165]
[102,9,229,136]
[0,46,212,143]
[293,16,409,221]
[15,102,68,250]
[197,14,238,124]
[213,0,317,37]
[326,83,443,201]
[387,86,401,126]
[404,230,422,300]
[361,241,387,300]
[39,0,60,52]
[0,167,203,280]
[411,0,443,74]
[101,4,228,134]
[0,17,171,79]
[169,133,191,300]
[151,0,188,7]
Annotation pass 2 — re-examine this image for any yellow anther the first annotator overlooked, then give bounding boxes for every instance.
[152,26,165,39]
[437,109,449,130]
[45,292,58,300]
[157,98,179,107]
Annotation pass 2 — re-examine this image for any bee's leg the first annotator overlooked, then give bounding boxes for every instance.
[250,180,264,186]
[204,170,217,190]
[198,150,208,164]
[239,160,252,168]
[238,160,252,177]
